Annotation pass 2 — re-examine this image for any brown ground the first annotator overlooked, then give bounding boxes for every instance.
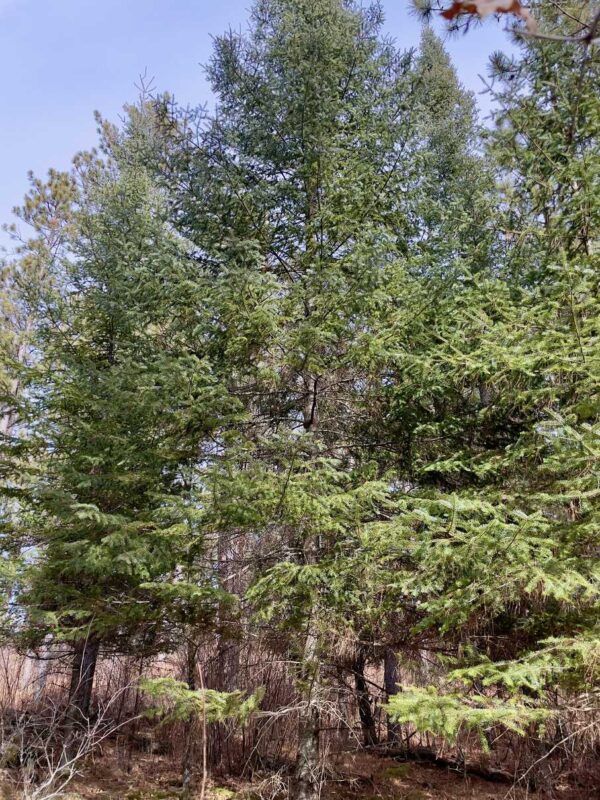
[1,749,596,800]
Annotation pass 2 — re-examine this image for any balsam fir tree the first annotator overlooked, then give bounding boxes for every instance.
[153,1,489,794]
[2,0,596,792]
[381,2,600,763]
[8,130,233,731]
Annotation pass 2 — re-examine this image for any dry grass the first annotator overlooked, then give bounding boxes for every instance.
[1,645,598,800]
[1,747,594,800]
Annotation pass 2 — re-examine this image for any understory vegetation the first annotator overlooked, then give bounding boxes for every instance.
[0,1,598,798]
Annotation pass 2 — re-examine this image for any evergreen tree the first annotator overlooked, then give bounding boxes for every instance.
[9,137,233,728]
[383,2,600,752]
[155,1,488,794]
[1,0,597,793]
[405,27,494,279]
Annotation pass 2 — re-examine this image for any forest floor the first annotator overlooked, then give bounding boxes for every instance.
[2,748,594,800]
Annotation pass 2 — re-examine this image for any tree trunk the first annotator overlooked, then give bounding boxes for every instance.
[291,350,322,799]
[0,344,24,439]
[353,653,378,747]
[291,620,321,800]
[293,702,320,800]
[182,640,197,794]
[68,636,99,724]
[213,527,241,770]
[63,636,99,759]
[384,648,401,745]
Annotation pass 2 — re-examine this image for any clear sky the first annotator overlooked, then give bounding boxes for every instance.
[0,1,514,252]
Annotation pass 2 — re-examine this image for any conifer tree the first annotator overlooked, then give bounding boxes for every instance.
[156,1,488,794]
[164,1,412,794]
[383,3,600,751]
[9,135,233,728]
[1,0,596,793]
[405,27,494,278]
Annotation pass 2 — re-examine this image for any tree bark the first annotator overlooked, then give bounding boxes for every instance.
[383,648,401,745]
[291,620,321,800]
[67,636,99,724]
[0,342,24,439]
[63,636,99,759]
[182,640,197,794]
[353,653,378,747]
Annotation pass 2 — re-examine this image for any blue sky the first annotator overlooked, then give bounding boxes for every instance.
[0,1,513,252]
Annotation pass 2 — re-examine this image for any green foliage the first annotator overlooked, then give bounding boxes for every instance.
[0,0,598,771]
[449,632,600,694]
[6,130,236,657]
[141,677,264,724]
[387,687,549,745]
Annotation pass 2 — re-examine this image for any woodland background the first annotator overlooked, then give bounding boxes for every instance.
[0,1,599,799]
